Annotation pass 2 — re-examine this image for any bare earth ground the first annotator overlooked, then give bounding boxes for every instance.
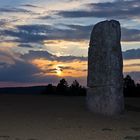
[0,94,140,140]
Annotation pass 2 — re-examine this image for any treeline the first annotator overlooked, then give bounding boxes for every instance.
[42,75,140,97]
[0,75,139,97]
[123,75,140,97]
[42,79,86,96]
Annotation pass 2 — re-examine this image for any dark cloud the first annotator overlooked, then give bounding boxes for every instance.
[18,44,34,48]
[21,4,40,8]
[122,49,140,60]
[0,60,39,82]
[0,51,60,84]
[122,27,140,42]
[57,65,85,72]
[0,7,32,13]
[21,50,56,60]
[3,28,47,43]
[124,64,140,67]
[56,0,140,19]
[17,43,42,48]
[2,24,92,43]
[17,24,51,33]
[39,15,57,20]
[57,55,87,62]
[22,50,87,62]
[0,20,7,27]
[2,23,140,44]
[2,24,57,43]
[23,49,140,62]
[0,59,60,84]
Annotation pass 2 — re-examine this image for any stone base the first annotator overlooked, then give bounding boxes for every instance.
[86,86,124,116]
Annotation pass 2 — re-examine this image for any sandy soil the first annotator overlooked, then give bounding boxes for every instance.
[0,94,140,140]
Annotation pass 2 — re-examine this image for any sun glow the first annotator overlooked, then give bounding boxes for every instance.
[56,65,62,76]
[31,58,140,78]
[31,58,87,77]
[56,68,62,76]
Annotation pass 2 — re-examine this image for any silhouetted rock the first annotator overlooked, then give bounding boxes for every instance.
[87,20,124,115]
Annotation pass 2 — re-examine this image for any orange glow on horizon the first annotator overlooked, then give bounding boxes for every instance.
[31,58,139,78]
[123,59,140,72]
[31,58,87,77]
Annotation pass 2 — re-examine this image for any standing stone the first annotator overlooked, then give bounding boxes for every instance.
[87,20,124,115]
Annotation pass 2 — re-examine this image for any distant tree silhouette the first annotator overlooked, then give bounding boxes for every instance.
[136,83,140,97]
[69,80,86,96]
[46,84,54,94]
[42,84,56,95]
[124,75,135,89]
[136,83,140,88]
[41,79,86,96]
[123,75,140,97]
[56,79,69,94]
[71,80,80,88]
[41,76,140,97]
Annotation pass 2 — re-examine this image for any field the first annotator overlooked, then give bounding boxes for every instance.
[0,94,140,140]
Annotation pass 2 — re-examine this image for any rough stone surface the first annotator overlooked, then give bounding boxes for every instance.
[87,20,124,115]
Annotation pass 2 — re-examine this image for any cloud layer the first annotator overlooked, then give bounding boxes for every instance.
[57,0,140,19]
[0,49,139,86]
[0,0,140,86]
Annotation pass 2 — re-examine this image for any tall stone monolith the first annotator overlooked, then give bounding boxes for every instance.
[87,20,124,115]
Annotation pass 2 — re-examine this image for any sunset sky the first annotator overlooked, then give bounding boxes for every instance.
[0,0,140,87]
